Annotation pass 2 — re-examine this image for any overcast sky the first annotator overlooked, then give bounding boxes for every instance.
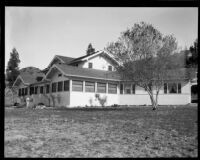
[5,7,198,70]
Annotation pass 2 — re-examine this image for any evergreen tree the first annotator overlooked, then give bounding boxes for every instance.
[86,43,95,55]
[6,48,20,87]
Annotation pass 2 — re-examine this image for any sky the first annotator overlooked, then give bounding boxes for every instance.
[5,7,198,70]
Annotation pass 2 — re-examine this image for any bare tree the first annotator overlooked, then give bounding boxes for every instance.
[105,22,178,110]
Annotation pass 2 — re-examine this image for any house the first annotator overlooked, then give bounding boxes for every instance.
[12,50,197,107]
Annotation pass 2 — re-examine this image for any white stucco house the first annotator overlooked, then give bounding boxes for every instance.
[12,50,197,107]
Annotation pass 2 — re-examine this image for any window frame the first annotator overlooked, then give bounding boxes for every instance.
[57,81,63,92]
[85,81,95,92]
[108,65,112,71]
[88,62,93,69]
[72,80,83,92]
[108,83,117,94]
[124,83,131,94]
[64,80,70,91]
[52,82,57,93]
[97,82,106,93]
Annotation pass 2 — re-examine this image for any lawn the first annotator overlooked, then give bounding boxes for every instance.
[4,105,198,157]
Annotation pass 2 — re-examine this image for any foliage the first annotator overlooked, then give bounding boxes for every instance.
[86,43,95,55]
[105,22,178,110]
[187,38,198,68]
[6,48,21,87]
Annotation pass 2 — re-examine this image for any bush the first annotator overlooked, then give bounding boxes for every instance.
[38,103,44,106]
[111,104,119,108]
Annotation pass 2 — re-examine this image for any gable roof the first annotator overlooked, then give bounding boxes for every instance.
[13,71,45,87]
[47,55,75,68]
[44,64,121,81]
[56,55,75,64]
[68,50,120,65]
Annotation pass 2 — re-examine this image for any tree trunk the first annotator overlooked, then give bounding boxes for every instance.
[149,92,158,110]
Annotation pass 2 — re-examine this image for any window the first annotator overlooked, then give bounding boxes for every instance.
[18,89,21,96]
[52,83,57,93]
[46,84,50,93]
[30,87,34,95]
[22,88,24,96]
[64,80,69,91]
[132,84,135,94]
[85,81,95,92]
[178,83,181,94]
[164,83,167,94]
[168,83,177,93]
[58,73,62,77]
[58,81,63,92]
[34,86,38,94]
[97,82,106,93]
[124,84,131,94]
[108,65,112,71]
[120,84,123,94]
[25,88,28,95]
[88,62,93,69]
[108,83,117,94]
[72,80,83,91]
[40,86,44,94]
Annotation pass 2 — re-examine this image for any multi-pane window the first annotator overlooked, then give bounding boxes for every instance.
[52,83,57,93]
[34,86,38,94]
[165,83,182,94]
[120,84,123,94]
[97,82,106,93]
[124,84,131,94]
[58,81,63,92]
[88,63,93,69]
[108,83,117,94]
[72,80,83,91]
[108,65,112,71]
[40,86,44,94]
[132,84,135,94]
[64,80,69,91]
[46,84,50,93]
[85,81,95,92]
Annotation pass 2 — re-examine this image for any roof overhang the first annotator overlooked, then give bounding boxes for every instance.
[12,75,29,87]
[47,55,65,68]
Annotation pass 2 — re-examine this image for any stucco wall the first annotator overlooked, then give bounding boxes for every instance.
[119,81,191,105]
[70,92,119,107]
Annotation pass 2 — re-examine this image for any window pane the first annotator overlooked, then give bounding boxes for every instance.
[164,83,167,94]
[168,83,177,93]
[34,86,38,94]
[85,81,95,92]
[19,89,21,96]
[132,84,135,94]
[64,80,69,91]
[30,87,34,95]
[46,84,50,93]
[40,86,44,94]
[108,83,117,94]
[125,84,131,94]
[88,63,93,68]
[120,84,123,94]
[22,88,24,96]
[24,88,27,95]
[58,81,63,92]
[178,83,181,94]
[108,66,112,71]
[72,80,83,91]
[97,83,106,93]
[52,83,57,93]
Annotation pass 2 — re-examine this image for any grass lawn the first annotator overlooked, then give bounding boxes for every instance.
[4,105,198,157]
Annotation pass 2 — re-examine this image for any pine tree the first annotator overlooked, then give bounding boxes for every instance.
[6,48,21,87]
[86,43,95,55]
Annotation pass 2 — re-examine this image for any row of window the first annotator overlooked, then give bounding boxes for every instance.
[88,62,113,71]
[18,82,182,96]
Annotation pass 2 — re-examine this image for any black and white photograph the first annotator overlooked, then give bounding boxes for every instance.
[4,6,198,158]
